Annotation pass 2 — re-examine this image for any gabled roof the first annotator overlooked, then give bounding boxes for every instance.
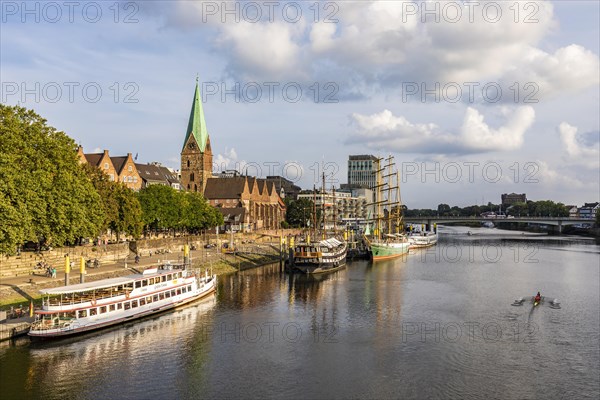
[204,177,248,199]
[84,153,103,166]
[135,163,179,185]
[182,79,209,152]
[110,156,128,174]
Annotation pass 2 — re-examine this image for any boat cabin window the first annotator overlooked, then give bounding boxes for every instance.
[132,300,138,308]
[161,275,167,282]
[90,308,97,316]
[109,304,116,312]
[78,310,88,318]
[181,287,186,293]
[142,280,148,287]
[135,281,142,289]
[100,306,107,314]
[140,298,146,306]
[124,302,131,310]
[171,289,176,296]
[167,274,173,281]
[178,272,183,278]
[146,296,152,303]
[159,293,165,300]
[165,291,171,298]
[153,295,159,302]
[188,285,192,291]
[117,303,122,310]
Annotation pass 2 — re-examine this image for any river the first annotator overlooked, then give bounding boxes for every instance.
[1,227,598,399]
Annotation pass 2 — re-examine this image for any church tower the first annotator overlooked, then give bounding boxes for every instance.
[181,78,213,194]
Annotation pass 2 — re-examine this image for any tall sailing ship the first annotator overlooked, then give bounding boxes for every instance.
[364,155,410,261]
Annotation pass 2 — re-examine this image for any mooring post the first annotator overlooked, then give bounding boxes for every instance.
[64,255,70,286]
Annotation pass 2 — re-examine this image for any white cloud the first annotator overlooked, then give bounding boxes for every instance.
[144,1,599,103]
[459,106,535,151]
[558,122,600,168]
[347,106,535,154]
[213,147,247,172]
[535,160,584,188]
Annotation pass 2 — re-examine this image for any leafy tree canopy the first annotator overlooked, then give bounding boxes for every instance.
[0,105,104,254]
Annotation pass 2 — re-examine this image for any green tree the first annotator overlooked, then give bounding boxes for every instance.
[285,198,318,228]
[137,185,183,232]
[111,184,143,240]
[181,192,222,232]
[437,203,451,215]
[0,105,104,254]
[508,202,528,217]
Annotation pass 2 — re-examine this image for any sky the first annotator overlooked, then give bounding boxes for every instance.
[1,0,599,208]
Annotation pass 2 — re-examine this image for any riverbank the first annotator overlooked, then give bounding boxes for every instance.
[0,242,282,309]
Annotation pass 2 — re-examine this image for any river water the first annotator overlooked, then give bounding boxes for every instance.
[1,227,599,399]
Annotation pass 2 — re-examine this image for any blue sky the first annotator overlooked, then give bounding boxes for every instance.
[1,1,598,208]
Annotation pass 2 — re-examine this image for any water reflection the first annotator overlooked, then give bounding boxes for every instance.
[7,297,216,400]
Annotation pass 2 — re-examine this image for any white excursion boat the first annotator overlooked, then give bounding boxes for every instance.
[29,263,216,339]
[408,231,438,249]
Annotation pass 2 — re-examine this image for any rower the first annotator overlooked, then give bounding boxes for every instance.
[534,291,541,303]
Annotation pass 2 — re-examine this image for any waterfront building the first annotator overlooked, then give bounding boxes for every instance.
[180,79,213,194]
[579,202,599,219]
[567,205,579,218]
[135,162,181,190]
[204,176,285,232]
[297,188,373,229]
[77,147,142,190]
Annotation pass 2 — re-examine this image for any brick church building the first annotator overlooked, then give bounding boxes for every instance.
[180,79,285,231]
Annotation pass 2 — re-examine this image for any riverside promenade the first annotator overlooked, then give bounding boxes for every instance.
[0,240,284,341]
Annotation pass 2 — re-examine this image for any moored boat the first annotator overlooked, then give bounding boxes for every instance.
[293,237,348,274]
[408,231,438,249]
[28,263,216,339]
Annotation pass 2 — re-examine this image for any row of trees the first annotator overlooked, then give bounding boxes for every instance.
[405,201,570,218]
[0,105,223,255]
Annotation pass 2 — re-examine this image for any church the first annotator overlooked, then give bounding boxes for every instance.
[180,79,285,232]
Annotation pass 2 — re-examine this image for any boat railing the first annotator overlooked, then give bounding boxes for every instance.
[45,289,130,307]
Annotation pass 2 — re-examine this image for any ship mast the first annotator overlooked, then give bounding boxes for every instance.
[322,172,326,239]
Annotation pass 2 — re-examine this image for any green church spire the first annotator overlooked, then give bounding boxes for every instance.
[183,77,209,152]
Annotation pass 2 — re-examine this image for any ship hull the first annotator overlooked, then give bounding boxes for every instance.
[370,242,410,261]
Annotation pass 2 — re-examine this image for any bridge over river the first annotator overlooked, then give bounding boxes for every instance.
[404,216,593,233]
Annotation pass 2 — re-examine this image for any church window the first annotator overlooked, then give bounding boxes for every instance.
[128,165,132,172]
[190,173,195,182]
[194,184,197,191]
[104,163,109,169]
[187,160,190,168]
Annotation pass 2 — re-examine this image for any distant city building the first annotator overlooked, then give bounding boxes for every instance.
[266,176,301,200]
[347,155,378,189]
[77,147,142,191]
[566,205,579,218]
[501,193,527,206]
[180,78,213,194]
[135,162,180,190]
[215,169,243,178]
[579,202,599,219]
[297,187,373,229]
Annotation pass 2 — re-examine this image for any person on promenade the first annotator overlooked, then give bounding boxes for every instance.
[51,267,56,278]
